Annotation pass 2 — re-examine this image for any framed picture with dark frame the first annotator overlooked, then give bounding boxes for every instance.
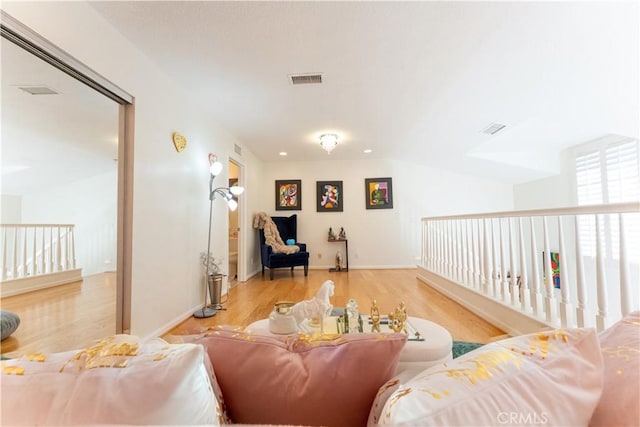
[275,179,302,211]
[365,177,393,209]
[316,181,343,212]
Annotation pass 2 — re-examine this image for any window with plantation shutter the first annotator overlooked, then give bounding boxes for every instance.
[575,139,639,259]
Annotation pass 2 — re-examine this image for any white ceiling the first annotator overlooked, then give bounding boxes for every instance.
[89,1,639,184]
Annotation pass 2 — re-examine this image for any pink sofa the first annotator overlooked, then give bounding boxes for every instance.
[1,312,638,426]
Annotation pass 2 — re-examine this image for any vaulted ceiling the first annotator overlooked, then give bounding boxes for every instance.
[2,1,638,195]
[90,1,638,184]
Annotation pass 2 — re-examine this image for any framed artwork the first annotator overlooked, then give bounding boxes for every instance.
[275,180,302,211]
[542,251,561,289]
[365,177,393,209]
[316,181,343,212]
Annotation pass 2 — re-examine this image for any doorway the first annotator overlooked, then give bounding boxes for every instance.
[228,160,240,286]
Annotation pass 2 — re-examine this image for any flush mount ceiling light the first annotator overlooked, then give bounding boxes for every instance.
[319,133,338,154]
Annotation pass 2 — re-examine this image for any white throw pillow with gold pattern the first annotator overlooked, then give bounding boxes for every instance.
[1,335,225,425]
[378,328,603,426]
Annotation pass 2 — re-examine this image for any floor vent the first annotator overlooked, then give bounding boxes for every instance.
[289,73,323,85]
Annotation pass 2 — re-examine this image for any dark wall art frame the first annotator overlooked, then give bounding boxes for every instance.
[275,179,302,211]
[316,180,343,212]
[365,177,394,209]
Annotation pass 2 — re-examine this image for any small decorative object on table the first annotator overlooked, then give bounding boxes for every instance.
[335,251,343,271]
[328,227,336,240]
[346,299,360,333]
[291,280,335,334]
[370,299,381,333]
[389,301,408,333]
[339,227,346,239]
[268,301,297,335]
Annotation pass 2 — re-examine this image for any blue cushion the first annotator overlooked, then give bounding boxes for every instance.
[286,239,296,245]
[1,311,20,341]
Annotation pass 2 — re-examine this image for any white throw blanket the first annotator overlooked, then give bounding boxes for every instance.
[253,212,300,255]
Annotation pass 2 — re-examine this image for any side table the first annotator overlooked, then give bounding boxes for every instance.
[328,238,348,272]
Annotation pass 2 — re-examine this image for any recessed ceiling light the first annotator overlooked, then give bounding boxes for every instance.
[363,149,372,154]
[279,152,288,156]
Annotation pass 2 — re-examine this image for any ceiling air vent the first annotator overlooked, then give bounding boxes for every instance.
[482,122,506,135]
[17,85,59,95]
[289,73,323,85]
[234,144,242,156]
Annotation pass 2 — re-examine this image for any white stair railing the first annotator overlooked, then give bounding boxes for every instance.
[1,224,76,281]
[421,203,640,332]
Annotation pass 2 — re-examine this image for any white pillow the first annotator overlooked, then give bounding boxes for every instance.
[377,328,603,426]
[1,335,224,425]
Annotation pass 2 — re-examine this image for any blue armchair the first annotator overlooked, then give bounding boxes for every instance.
[259,214,309,280]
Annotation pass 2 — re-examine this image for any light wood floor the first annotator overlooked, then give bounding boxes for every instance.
[1,272,116,358]
[165,269,505,343]
[1,269,505,358]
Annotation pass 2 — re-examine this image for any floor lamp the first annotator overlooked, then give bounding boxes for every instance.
[193,153,245,318]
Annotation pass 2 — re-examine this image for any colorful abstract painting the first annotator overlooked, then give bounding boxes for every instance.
[316,181,343,212]
[275,180,301,211]
[543,251,561,289]
[365,177,393,209]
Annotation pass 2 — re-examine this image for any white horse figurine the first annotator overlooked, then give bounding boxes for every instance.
[291,280,335,333]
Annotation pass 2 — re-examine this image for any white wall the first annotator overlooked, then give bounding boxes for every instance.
[21,171,117,276]
[2,1,262,338]
[513,148,574,209]
[251,159,514,273]
[1,195,21,223]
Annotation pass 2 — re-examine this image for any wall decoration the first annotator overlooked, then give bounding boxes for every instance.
[365,177,393,209]
[542,251,561,289]
[172,132,187,152]
[275,179,302,211]
[316,181,343,212]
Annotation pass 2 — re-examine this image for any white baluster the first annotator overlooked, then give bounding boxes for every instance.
[558,216,573,328]
[491,219,499,298]
[618,213,631,317]
[11,227,18,279]
[56,227,62,271]
[48,227,54,273]
[518,218,530,312]
[437,221,443,273]
[543,216,557,323]
[32,226,37,276]
[21,227,28,278]
[1,228,7,280]
[41,227,46,274]
[574,216,588,327]
[456,221,463,281]
[483,218,492,295]
[462,220,469,285]
[595,214,608,332]
[499,219,509,302]
[508,218,518,306]
[472,220,480,288]
[447,220,454,278]
[529,217,543,318]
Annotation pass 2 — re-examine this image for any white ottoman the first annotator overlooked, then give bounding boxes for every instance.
[246,315,452,376]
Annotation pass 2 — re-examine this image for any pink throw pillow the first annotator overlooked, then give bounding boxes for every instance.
[196,326,407,426]
[590,311,640,426]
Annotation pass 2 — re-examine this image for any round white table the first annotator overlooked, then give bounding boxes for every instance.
[246,315,453,376]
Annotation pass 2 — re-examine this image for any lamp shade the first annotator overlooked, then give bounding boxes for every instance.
[229,186,245,196]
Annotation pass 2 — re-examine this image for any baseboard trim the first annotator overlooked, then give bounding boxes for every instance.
[1,269,83,297]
